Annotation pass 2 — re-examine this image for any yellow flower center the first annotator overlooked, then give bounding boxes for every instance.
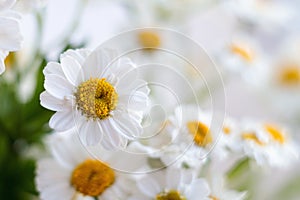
[71,159,115,197]
[209,195,220,200]
[138,31,161,50]
[242,132,265,146]
[4,52,16,69]
[156,190,186,200]
[264,124,285,144]
[75,78,118,120]
[230,44,254,62]
[223,126,231,135]
[278,65,300,86]
[187,121,212,147]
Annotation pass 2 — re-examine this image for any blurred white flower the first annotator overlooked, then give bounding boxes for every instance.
[144,105,226,169]
[237,121,298,167]
[0,0,22,74]
[225,0,294,30]
[256,37,300,119]
[216,35,267,84]
[129,167,211,200]
[40,48,150,149]
[36,131,135,200]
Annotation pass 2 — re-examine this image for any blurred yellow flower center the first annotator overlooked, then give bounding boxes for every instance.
[209,196,220,200]
[138,31,161,50]
[75,78,118,120]
[242,132,265,146]
[264,124,285,144]
[4,52,16,69]
[156,190,186,200]
[71,159,115,196]
[223,126,231,135]
[230,44,254,62]
[278,65,300,86]
[187,121,212,147]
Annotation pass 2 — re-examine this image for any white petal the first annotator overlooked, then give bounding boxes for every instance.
[43,62,65,77]
[40,182,73,200]
[60,48,91,66]
[78,120,103,146]
[0,17,22,51]
[82,48,110,79]
[105,57,137,84]
[186,179,210,199]
[0,50,8,74]
[44,74,74,100]
[119,91,149,110]
[49,110,74,131]
[40,91,64,111]
[111,112,142,139]
[138,177,160,197]
[61,55,83,86]
[166,168,181,190]
[100,119,127,149]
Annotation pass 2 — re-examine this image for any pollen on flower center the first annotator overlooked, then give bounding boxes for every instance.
[138,31,161,50]
[264,124,285,144]
[187,121,212,147]
[278,65,300,86]
[71,159,115,196]
[75,78,118,120]
[209,195,220,200]
[230,44,254,62]
[156,190,186,200]
[242,132,265,146]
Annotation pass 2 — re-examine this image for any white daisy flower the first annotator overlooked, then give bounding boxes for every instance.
[40,48,150,149]
[237,121,298,167]
[255,37,300,119]
[0,0,22,74]
[216,35,267,84]
[36,130,136,200]
[129,167,211,200]
[140,105,225,169]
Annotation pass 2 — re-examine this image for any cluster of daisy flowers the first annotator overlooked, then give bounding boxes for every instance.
[37,46,298,199]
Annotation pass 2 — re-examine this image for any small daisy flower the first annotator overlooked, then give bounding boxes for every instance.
[0,0,22,74]
[216,35,267,84]
[36,130,136,200]
[40,48,150,149]
[238,121,298,167]
[143,105,225,169]
[129,167,211,200]
[256,37,300,119]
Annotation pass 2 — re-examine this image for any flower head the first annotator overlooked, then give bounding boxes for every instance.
[36,130,135,200]
[40,48,150,149]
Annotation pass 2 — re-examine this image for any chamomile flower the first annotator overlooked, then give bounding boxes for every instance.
[238,121,298,167]
[129,167,211,200]
[0,0,22,74]
[144,105,225,169]
[217,35,267,84]
[36,130,136,200]
[257,37,300,119]
[40,48,150,149]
